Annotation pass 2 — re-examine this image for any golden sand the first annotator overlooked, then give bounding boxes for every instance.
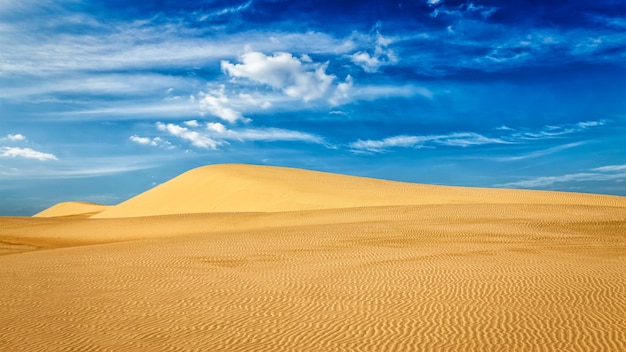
[1,164,625,351]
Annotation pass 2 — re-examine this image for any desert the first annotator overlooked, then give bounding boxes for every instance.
[1,164,625,351]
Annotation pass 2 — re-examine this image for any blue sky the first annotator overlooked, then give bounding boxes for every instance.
[1,0,625,215]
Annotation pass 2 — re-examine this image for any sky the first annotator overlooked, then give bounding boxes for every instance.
[1,0,626,215]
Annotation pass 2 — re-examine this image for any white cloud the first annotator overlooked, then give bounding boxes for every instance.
[229,128,325,144]
[203,121,326,145]
[495,142,584,162]
[350,132,507,153]
[184,120,200,127]
[350,120,606,154]
[496,172,626,189]
[496,162,626,189]
[197,0,253,21]
[5,134,26,141]
[156,122,221,149]
[221,52,336,102]
[592,164,626,172]
[129,135,157,146]
[510,120,606,140]
[329,75,353,106]
[0,147,58,161]
[350,22,398,73]
[198,85,246,123]
[153,121,326,149]
[129,135,173,149]
[207,122,227,134]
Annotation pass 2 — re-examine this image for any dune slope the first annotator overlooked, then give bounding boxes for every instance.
[34,202,110,218]
[91,164,626,218]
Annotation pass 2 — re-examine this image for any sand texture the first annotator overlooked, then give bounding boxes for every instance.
[1,164,625,351]
[34,201,111,218]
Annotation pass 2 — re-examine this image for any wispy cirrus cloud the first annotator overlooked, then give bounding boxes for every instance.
[150,120,327,150]
[495,164,626,189]
[349,120,606,154]
[350,132,508,154]
[493,142,585,162]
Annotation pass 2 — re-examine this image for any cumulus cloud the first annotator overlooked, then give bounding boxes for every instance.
[156,122,221,149]
[198,85,246,123]
[221,52,336,102]
[129,135,173,149]
[129,135,157,146]
[0,147,58,161]
[6,134,26,141]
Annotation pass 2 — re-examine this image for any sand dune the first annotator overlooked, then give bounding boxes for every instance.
[34,201,110,218]
[1,164,626,351]
[87,164,626,218]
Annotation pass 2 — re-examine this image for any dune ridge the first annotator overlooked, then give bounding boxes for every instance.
[85,164,626,218]
[34,201,110,218]
[2,163,626,351]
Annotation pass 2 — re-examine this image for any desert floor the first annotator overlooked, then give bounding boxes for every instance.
[1,165,625,351]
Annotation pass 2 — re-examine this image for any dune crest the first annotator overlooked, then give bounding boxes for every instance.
[87,163,626,219]
[34,201,110,218]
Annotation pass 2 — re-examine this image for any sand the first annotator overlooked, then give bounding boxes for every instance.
[1,164,625,351]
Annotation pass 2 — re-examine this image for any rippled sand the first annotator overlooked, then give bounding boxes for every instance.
[2,164,625,351]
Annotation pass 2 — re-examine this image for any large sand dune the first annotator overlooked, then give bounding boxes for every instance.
[45,163,623,218]
[1,164,626,351]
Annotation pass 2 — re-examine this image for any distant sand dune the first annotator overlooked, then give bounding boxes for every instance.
[1,164,625,351]
[34,201,110,218]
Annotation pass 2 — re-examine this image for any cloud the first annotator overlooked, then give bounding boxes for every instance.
[350,22,398,73]
[156,122,221,149]
[129,135,173,149]
[154,121,326,149]
[202,121,327,145]
[129,135,157,146]
[221,52,337,102]
[495,166,626,189]
[350,132,508,153]
[349,120,606,154]
[197,0,253,21]
[5,134,26,141]
[0,147,58,161]
[198,85,246,123]
[494,142,584,162]
[592,164,626,172]
[184,120,200,127]
[510,120,605,140]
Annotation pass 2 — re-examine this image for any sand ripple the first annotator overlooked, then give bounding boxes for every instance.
[1,203,625,351]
